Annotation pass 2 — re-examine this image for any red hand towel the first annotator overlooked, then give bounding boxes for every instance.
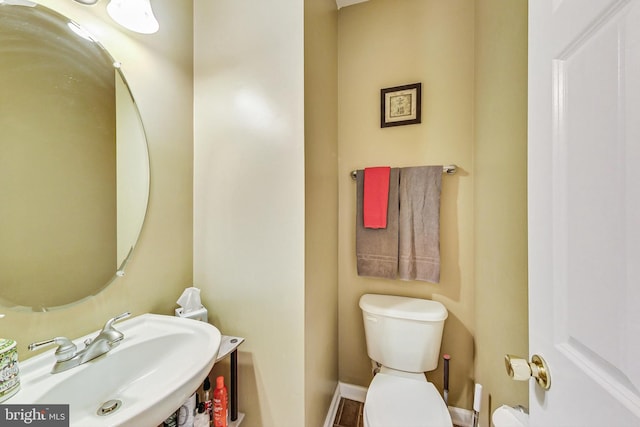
[363,167,391,229]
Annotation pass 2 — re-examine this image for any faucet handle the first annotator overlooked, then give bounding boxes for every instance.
[103,312,131,330]
[28,337,77,362]
[98,312,130,349]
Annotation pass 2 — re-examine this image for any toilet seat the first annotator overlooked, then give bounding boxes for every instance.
[364,372,452,427]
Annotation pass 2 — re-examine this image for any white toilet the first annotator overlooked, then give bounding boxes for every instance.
[359,294,453,427]
[492,405,529,427]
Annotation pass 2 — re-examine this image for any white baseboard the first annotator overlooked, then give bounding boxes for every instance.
[338,382,367,402]
[322,385,342,427]
[322,382,368,427]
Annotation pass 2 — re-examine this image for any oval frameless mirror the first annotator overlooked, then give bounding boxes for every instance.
[0,2,150,311]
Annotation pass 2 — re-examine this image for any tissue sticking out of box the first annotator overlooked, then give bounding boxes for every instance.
[177,287,201,313]
[175,287,208,322]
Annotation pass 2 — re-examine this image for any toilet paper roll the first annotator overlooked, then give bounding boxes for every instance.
[505,355,532,381]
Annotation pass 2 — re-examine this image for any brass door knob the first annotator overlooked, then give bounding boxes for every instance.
[504,354,551,390]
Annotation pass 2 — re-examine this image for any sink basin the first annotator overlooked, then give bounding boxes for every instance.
[7,313,221,426]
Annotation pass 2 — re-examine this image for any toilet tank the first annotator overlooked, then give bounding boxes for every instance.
[359,294,448,373]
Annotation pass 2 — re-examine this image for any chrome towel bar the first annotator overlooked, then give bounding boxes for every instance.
[350,164,457,180]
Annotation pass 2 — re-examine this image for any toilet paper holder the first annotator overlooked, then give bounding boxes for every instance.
[504,353,551,390]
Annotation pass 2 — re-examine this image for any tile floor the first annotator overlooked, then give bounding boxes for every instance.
[333,398,364,427]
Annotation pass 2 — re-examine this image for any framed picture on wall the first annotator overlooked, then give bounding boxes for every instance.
[380,82,422,128]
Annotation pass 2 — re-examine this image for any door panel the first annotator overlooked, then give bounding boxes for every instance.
[528,0,640,424]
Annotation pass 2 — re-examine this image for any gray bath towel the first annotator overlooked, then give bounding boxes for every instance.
[356,168,399,279]
[398,166,442,283]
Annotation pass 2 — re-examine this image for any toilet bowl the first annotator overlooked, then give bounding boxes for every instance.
[492,405,529,427]
[359,294,452,427]
[363,368,452,427]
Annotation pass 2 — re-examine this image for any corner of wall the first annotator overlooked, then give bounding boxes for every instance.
[473,0,529,424]
[304,0,340,426]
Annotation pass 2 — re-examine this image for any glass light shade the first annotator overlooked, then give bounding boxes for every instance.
[106,0,159,34]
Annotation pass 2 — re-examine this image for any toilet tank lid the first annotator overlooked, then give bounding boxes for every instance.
[359,294,448,322]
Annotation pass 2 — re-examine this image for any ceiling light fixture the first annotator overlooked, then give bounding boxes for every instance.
[72,0,159,34]
[106,0,159,34]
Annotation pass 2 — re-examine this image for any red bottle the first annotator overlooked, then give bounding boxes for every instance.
[213,376,228,427]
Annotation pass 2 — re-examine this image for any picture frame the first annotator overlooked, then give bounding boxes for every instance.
[380,82,422,128]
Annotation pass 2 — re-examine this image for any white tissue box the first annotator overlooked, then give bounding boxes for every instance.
[0,339,20,403]
[175,306,208,322]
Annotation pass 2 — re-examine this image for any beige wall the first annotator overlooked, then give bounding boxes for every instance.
[1,0,194,364]
[304,1,340,426]
[193,2,340,425]
[338,0,476,410]
[193,0,306,426]
[337,1,529,417]
[0,1,529,425]
[474,0,529,424]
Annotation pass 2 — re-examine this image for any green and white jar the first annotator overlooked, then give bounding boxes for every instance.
[0,339,20,402]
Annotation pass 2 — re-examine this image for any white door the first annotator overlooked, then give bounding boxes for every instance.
[528,0,640,425]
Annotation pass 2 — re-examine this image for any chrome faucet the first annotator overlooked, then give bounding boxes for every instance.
[28,312,131,374]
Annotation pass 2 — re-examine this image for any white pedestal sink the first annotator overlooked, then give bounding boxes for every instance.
[7,313,222,426]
